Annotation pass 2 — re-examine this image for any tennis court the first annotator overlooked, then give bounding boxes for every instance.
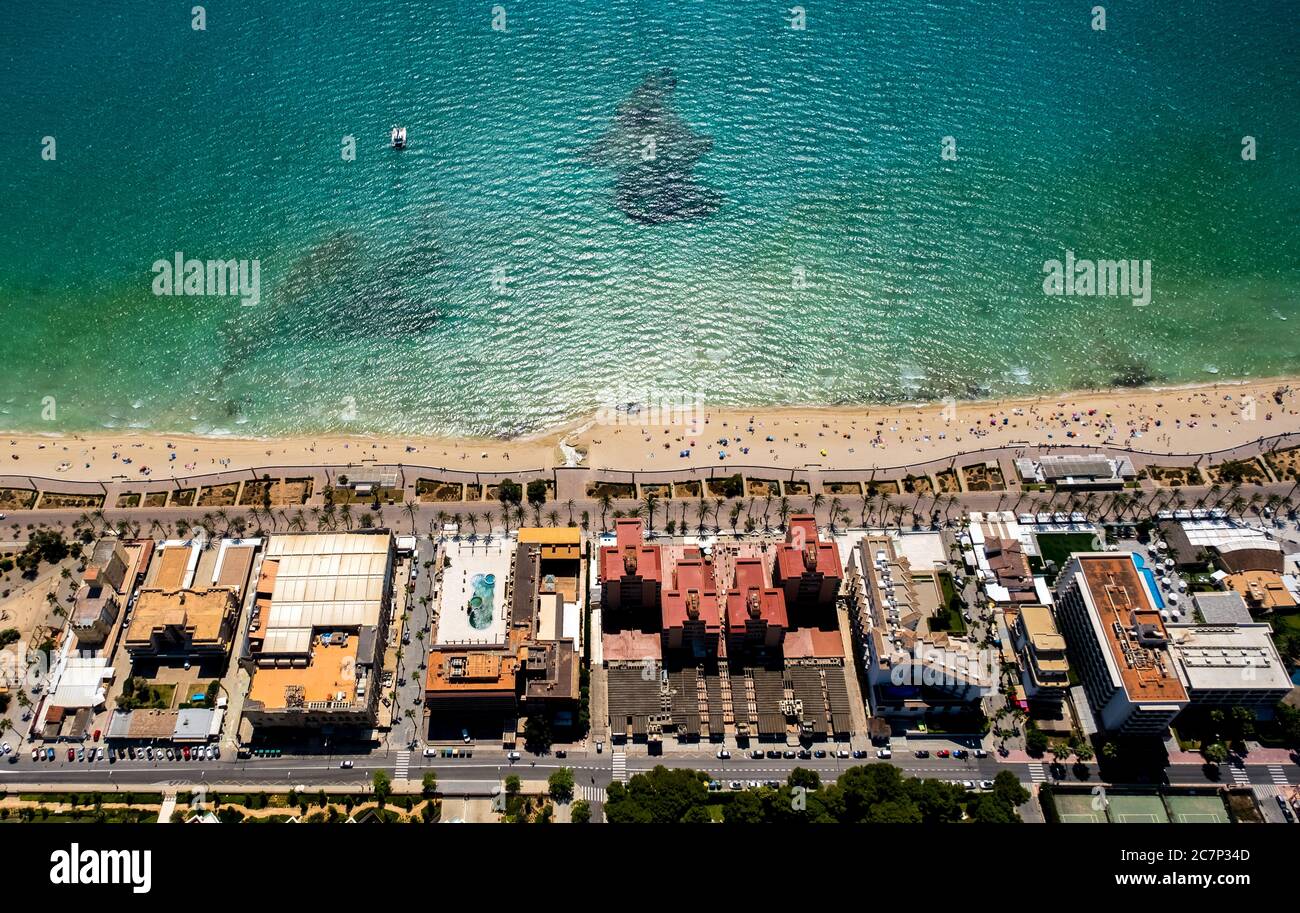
[1107,794,1170,823]
[1165,794,1230,824]
[1054,792,1107,823]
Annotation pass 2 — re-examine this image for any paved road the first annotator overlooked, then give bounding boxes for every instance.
[2,749,1295,792]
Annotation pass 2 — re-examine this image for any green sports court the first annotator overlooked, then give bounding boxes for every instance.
[1164,794,1231,824]
[1054,792,1107,823]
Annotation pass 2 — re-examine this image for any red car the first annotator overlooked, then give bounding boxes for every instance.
[936,749,951,758]
[92,729,100,742]
[67,748,75,761]
[183,747,190,760]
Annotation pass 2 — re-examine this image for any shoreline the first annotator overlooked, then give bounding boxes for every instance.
[3,376,1299,483]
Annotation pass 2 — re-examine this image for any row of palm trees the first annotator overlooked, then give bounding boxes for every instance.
[64,473,1298,545]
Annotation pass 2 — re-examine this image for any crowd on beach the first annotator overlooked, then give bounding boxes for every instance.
[2,382,1296,481]
[602,383,1299,468]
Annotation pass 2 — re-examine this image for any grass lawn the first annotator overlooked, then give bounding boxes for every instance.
[1035,532,1098,580]
[933,573,968,636]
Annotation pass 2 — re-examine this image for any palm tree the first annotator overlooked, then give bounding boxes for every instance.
[641,493,658,533]
[810,491,825,522]
[404,501,418,534]
[828,497,842,534]
[694,500,710,535]
[597,493,613,532]
[546,509,559,527]
[465,512,479,537]
[565,499,575,527]
[777,496,791,529]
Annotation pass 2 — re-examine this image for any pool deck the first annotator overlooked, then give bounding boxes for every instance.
[436,539,515,646]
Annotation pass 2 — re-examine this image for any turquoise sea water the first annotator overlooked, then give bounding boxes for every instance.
[1,0,1297,438]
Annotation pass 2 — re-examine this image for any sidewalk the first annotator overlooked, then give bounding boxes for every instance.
[1166,746,1296,765]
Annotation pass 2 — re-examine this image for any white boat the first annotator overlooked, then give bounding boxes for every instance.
[390,126,407,149]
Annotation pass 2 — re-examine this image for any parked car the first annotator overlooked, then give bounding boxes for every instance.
[782,750,796,759]
[595,741,603,753]
[974,748,988,758]
[716,749,731,760]
[461,728,472,744]
[68,748,76,761]
[836,750,851,759]
[165,748,174,760]
[145,747,154,760]
[183,747,191,761]
[915,750,931,759]
[936,750,950,758]
[952,749,969,759]
[729,781,743,791]
[95,747,104,761]
[852,750,868,759]
[979,780,995,790]
[797,749,812,760]
[1277,796,1295,822]
[707,780,722,791]
[340,760,354,769]
[962,780,976,790]
[876,749,892,759]
[813,750,827,759]
[31,748,40,762]
[507,751,520,761]
[750,749,764,759]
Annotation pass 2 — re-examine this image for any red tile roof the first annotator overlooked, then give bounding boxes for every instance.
[725,557,788,629]
[661,558,721,632]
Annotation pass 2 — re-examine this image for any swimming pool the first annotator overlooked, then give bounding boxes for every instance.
[1131,554,1166,609]
[467,573,497,630]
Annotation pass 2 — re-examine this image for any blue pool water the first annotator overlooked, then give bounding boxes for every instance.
[468,573,497,630]
[1131,554,1166,610]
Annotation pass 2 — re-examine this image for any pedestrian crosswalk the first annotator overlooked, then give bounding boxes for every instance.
[1230,765,1251,785]
[612,749,627,783]
[1027,762,1048,783]
[1268,765,1289,785]
[394,750,411,782]
[578,785,606,803]
[158,791,177,824]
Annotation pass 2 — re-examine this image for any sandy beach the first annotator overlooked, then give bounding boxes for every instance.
[2,378,1298,483]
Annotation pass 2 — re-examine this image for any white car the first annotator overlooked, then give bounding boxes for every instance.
[340,760,354,769]
[876,748,892,759]
[1,742,10,754]
[716,749,731,760]
[507,751,520,762]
